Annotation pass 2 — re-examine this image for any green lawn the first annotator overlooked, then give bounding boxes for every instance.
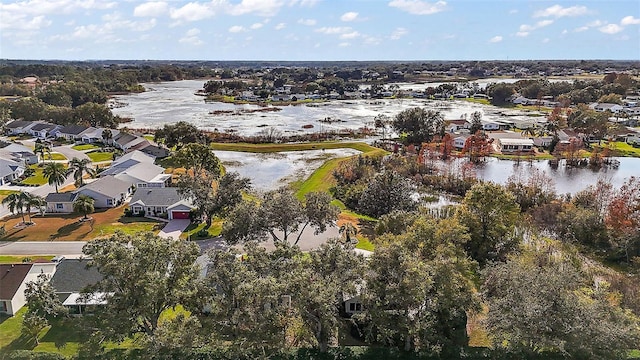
[92,217,162,236]
[20,165,47,186]
[86,151,113,162]
[0,190,20,202]
[43,153,66,161]
[592,141,640,157]
[210,141,385,154]
[71,144,99,151]
[181,220,222,240]
[355,237,375,251]
[0,255,54,264]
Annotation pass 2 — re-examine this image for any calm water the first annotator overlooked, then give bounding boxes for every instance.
[111,79,542,136]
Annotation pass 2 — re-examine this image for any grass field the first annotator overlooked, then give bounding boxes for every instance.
[592,141,640,157]
[43,153,67,161]
[1,206,163,241]
[181,220,222,240]
[210,141,384,154]
[86,151,113,162]
[71,144,99,151]
[20,165,47,186]
[0,255,54,264]
[0,190,20,202]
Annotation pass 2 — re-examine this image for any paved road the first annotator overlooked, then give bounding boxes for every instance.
[52,144,90,161]
[0,241,86,256]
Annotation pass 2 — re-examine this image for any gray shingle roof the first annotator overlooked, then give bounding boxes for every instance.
[30,122,57,132]
[45,192,78,203]
[130,187,184,207]
[58,125,90,136]
[5,120,32,129]
[115,133,137,145]
[50,259,103,294]
[75,176,131,199]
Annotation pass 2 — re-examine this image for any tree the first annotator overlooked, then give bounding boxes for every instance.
[483,247,639,359]
[82,232,200,342]
[74,102,117,128]
[567,104,609,144]
[223,188,340,245]
[358,218,479,353]
[392,108,444,145]
[23,193,45,223]
[486,83,515,105]
[374,114,391,139]
[505,168,556,212]
[73,194,94,220]
[456,182,520,264]
[34,141,50,163]
[9,97,47,121]
[469,111,483,134]
[172,143,221,177]
[358,170,416,218]
[606,177,640,262]
[22,273,68,345]
[68,158,96,186]
[462,131,492,164]
[22,313,48,345]
[101,128,113,145]
[2,191,26,224]
[154,121,207,150]
[43,162,67,193]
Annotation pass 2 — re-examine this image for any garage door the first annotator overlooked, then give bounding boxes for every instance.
[171,211,190,219]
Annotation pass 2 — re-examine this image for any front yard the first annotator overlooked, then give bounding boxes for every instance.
[71,144,99,151]
[86,151,114,162]
[0,206,164,241]
[19,165,47,186]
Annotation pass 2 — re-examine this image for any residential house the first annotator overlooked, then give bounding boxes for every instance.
[0,158,26,185]
[496,138,535,153]
[138,143,171,159]
[111,150,156,167]
[590,103,624,114]
[129,187,195,219]
[45,192,79,213]
[0,143,39,165]
[5,120,37,135]
[482,121,501,131]
[74,176,132,208]
[29,122,61,139]
[445,119,471,133]
[0,263,57,316]
[49,259,104,315]
[80,128,120,144]
[111,162,170,188]
[533,136,554,148]
[54,125,95,141]
[344,295,363,316]
[453,134,470,150]
[113,133,146,151]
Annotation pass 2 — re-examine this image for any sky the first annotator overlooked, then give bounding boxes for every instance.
[1,0,639,61]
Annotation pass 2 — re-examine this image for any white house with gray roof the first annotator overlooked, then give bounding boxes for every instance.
[45,192,79,213]
[129,187,194,219]
[74,176,132,208]
[0,158,25,185]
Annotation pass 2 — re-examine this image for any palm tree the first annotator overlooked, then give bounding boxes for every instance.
[2,192,26,224]
[43,162,67,193]
[521,126,537,138]
[73,195,94,220]
[22,193,45,224]
[101,129,113,150]
[68,158,96,187]
[34,142,50,163]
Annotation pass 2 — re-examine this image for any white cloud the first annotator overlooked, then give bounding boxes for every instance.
[509,9,518,14]
[179,28,203,45]
[574,26,588,32]
[170,2,216,22]
[297,18,317,26]
[288,0,319,6]
[228,25,246,33]
[599,24,623,34]
[388,0,447,15]
[227,0,285,17]
[250,23,264,29]
[185,28,200,37]
[542,38,550,43]
[516,19,553,36]
[587,20,604,27]
[534,5,588,18]
[341,12,359,22]
[561,29,568,34]
[363,36,381,45]
[0,0,116,31]
[338,42,350,47]
[516,31,529,37]
[621,16,640,25]
[340,31,360,39]
[133,1,168,17]
[315,26,352,35]
[390,27,408,40]
[0,15,52,30]
[489,35,502,43]
[275,22,286,30]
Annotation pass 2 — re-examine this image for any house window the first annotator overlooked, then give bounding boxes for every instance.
[0,301,7,312]
[56,203,64,209]
[349,303,355,311]
[106,199,113,206]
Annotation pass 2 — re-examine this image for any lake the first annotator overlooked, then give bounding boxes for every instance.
[111,79,544,137]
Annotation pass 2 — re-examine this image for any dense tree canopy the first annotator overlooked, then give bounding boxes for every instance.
[392,108,444,145]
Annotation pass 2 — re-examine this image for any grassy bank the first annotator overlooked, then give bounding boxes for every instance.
[210,141,384,154]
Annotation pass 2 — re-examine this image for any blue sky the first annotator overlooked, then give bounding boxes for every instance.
[1,0,639,61]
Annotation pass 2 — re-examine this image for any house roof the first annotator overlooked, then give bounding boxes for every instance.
[0,264,32,300]
[114,133,137,146]
[0,158,24,179]
[50,259,103,294]
[130,187,186,207]
[5,120,33,129]
[45,192,78,203]
[114,162,165,183]
[499,138,535,145]
[0,143,34,154]
[111,150,155,167]
[30,122,57,132]
[75,176,131,199]
[58,125,91,136]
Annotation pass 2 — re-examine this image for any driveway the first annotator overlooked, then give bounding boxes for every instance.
[158,219,191,240]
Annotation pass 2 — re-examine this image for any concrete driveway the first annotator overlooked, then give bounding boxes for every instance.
[158,219,191,240]
[52,144,90,162]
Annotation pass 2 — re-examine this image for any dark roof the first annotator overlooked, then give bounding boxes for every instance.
[45,192,78,203]
[30,123,57,131]
[58,125,89,135]
[130,187,183,207]
[50,259,103,294]
[139,144,170,158]
[115,133,137,145]
[5,120,32,129]
[0,264,32,300]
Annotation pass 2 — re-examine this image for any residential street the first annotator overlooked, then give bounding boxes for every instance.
[0,241,86,256]
[51,144,91,161]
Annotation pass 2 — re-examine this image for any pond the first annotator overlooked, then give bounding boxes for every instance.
[111,79,544,137]
[215,148,361,191]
